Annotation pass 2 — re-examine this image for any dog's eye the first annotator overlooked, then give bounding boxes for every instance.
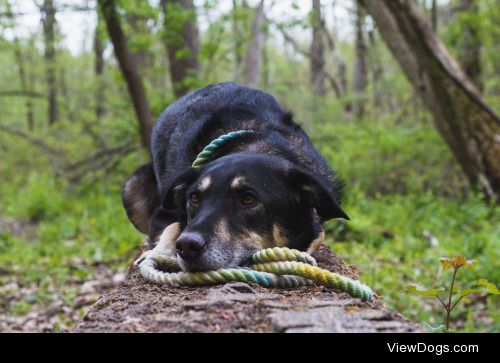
[189,192,200,205]
[241,192,257,206]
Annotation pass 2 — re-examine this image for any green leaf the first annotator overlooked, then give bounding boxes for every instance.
[405,285,445,297]
[476,279,500,295]
[458,288,483,297]
[423,323,447,333]
[462,259,478,269]
[439,257,454,270]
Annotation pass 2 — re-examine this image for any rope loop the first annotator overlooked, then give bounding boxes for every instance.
[137,246,373,301]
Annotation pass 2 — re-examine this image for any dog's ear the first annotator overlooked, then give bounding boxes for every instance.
[288,167,349,221]
[122,163,159,233]
[161,167,200,217]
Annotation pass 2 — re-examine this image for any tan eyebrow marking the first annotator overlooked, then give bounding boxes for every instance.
[231,176,246,189]
[199,176,211,192]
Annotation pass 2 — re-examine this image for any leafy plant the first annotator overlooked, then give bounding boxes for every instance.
[405,256,499,332]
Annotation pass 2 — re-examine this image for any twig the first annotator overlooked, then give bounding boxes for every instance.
[0,90,46,98]
[64,144,134,172]
[67,144,138,183]
[0,124,62,157]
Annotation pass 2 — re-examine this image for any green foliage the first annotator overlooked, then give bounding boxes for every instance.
[5,173,65,222]
[313,117,467,196]
[405,256,499,332]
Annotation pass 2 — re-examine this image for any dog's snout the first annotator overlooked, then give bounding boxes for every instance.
[176,234,206,261]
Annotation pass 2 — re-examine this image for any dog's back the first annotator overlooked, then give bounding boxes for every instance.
[151,82,339,199]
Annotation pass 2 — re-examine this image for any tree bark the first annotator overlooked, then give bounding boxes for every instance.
[161,0,200,98]
[363,0,500,199]
[5,2,34,130]
[367,28,384,109]
[310,0,326,96]
[99,0,153,150]
[242,0,265,87]
[431,0,437,32]
[41,0,58,125]
[231,0,246,80]
[353,0,368,118]
[324,28,346,98]
[262,30,270,89]
[94,9,106,120]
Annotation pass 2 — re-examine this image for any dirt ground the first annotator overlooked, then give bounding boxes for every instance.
[75,246,423,333]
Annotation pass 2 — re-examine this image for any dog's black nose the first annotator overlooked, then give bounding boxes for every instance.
[176,234,206,261]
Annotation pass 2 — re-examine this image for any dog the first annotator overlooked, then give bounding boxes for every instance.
[123,82,349,272]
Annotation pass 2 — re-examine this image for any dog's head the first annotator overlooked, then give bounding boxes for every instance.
[123,153,348,271]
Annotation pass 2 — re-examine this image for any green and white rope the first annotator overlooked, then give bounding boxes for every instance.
[192,130,256,168]
[136,247,373,302]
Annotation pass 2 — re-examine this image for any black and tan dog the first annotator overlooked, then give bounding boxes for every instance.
[123,82,349,272]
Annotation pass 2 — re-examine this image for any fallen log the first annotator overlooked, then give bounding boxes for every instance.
[74,245,422,333]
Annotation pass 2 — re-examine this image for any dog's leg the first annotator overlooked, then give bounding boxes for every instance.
[134,222,181,271]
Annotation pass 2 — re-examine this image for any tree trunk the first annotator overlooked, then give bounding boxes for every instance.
[231,0,245,80]
[310,0,326,96]
[5,2,34,130]
[329,1,348,98]
[59,65,73,122]
[363,0,500,199]
[431,0,437,32]
[125,0,149,72]
[262,30,270,89]
[452,0,483,92]
[367,28,384,109]
[353,0,368,118]
[41,0,58,125]
[161,0,200,98]
[99,0,153,150]
[14,45,34,131]
[242,0,265,87]
[94,10,106,120]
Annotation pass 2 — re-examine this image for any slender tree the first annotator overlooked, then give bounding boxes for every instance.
[242,0,265,87]
[5,2,34,130]
[353,0,368,118]
[363,0,500,199]
[431,0,438,32]
[99,0,153,150]
[125,0,151,72]
[310,0,326,96]
[41,0,58,124]
[231,0,246,79]
[161,0,200,98]
[94,9,106,119]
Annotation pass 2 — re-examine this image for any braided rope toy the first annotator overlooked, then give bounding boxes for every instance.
[136,247,373,302]
[192,130,256,167]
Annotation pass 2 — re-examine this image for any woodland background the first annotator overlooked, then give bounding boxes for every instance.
[0,0,499,332]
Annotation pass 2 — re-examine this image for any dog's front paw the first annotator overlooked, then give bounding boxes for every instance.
[134,248,180,272]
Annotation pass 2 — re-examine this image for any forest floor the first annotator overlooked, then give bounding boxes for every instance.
[0,262,125,332]
[0,215,126,332]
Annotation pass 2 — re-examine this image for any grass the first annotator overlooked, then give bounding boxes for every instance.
[327,189,499,332]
